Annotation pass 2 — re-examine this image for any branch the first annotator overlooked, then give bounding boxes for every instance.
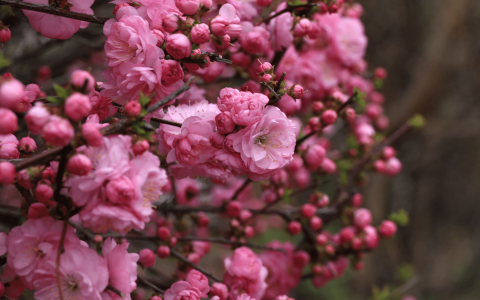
[107,285,125,298]
[295,132,315,152]
[170,248,222,282]
[260,3,319,25]
[146,77,196,114]
[14,146,63,171]
[230,178,251,200]
[337,91,357,113]
[176,236,286,253]
[151,117,182,128]
[137,275,166,294]
[53,146,72,206]
[0,0,110,24]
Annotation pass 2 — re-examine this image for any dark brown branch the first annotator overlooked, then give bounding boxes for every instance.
[295,132,315,152]
[107,285,125,298]
[15,183,34,205]
[170,248,222,282]
[176,236,286,253]
[201,51,232,64]
[55,209,70,300]
[260,3,319,25]
[151,118,183,128]
[0,0,110,24]
[147,77,196,114]
[54,146,72,206]
[14,147,64,171]
[337,91,357,113]
[137,276,166,294]
[230,178,251,200]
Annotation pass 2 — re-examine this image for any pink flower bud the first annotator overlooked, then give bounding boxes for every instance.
[351,193,363,207]
[239,210,252,222]
[286,154,303,173]
[258,62,273,74]
[151,29,165,47]
[175,0,200,15]
[287,221,302,235]
[320,158,337,174]
[161,59,184,86]
[365,103,383,120]
[325,244,335,255]
[198,213,210,226]
[210,16,229,37]
[25,103,50,135]
[200,0,212,8]
[191,23,210,44]
[329,3,338,13]
[313,264,323,275]
[287,84,304,99]
[0,162,15,185]
[240,26,270,55]
[17,170,33,189]
[294,19,311,37]
[162,13,179,33]
[42,116,74,146]
[209,132,225,149]
[210,283,228,300]
[170,237,178,247]
[321,109,337,125]
[316,233,328,246]
[19,137,37,152]
[166,33,192,59]
[376,115,389,130]
[214,34,231,50]
[373,159,386,173]
[304,145,326,171]
[345,107,356,123]
[293,167,310,189]
[215,112,236,134]
[70,70,95,93]
[133,139,150,156]
[308,116,321,132]
[226,201,242,217]
[378,220,397,238]
[81,123,103,147]
[351,237,362,250]
[382,146,396,159]
[125,101,142,118]
[364,225,379,249]
[374,67,387,80]
[27,203,49,219]
[256,0,272,7]
[340,227,355,243]
[310,216,323,230]
[157,226,171,240]
[318,2,328,14]
[346,3,363,18]
[301,203,317,219]
[230,52,252,68]
[138,249,156,268]
[293,250,310,268]
[35,183,54,203]
[156,245,170,258]
[354,208,372,229]
[92,235,103,244]
[0,28,11,43]
[65,93,92,121]
[0,75,25,110]
[261,74,272,82]
[244,226,254,238]
[113,3,130,15]
[188,252,200,264]
[67,154,92,176]
[0,108,18,134]
[384,157,402,177]
[261,188,277,203]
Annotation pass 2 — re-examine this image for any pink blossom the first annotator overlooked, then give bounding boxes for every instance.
[175,0,200,15]
[65,92,92,121]
[259,241,301,299]
[0,162,16,185]
[102,238,139,298]
[7,216,80,284]
[174,177,200,206]
[267,4,293,51]
[18,137,37,152]
[0,75,25,110]
[231,106,296,181]
[0,134,19,159]
[119,63,158,100]
[217,87,242,112]
[0,27,11,43]
[23,0,94,39]
[384,157,402,177]
[164,281,202,300]
[105,15,161,67]
[226,0,260,22]
[211,4,242,38]
[138,249,156,267]
[294,18,311,37]
[185,269,210,297]
[166,33,192,59]
[276,94,301,117]
[67,154,92,176]
[89,91,118,121]
[32,245,108,300]
[191,24,210,44]
[71,70,95,93]
[0,108,17,135]
[237,295,256,300]
[161,59,184,86]
[169,116,216,168]
[230,91,269,126]
[153,59,186,101]
[216,112,236,134]
[210,282,229,300]
[42,116,74,147]
[240,24,270,55]
[82,123,104,147]
[211,16,230,37]
[25,102,51,135]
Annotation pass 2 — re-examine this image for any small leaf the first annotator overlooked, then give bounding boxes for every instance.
[0,53,10,69]
[139,93,152,107]
[0,5,15,16]
[132,122,146,135]
[46,96,62,104]
[374,79,384,90]
[353,87,367,109]
[53,84,70,99]
[409,114,426,129]
[283,189,293,204]
[389,209,409,226]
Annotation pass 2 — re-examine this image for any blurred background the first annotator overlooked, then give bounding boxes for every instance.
[2,0,480,299]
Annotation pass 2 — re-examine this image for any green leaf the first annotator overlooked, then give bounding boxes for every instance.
[370,285,392,300]
[0,53,10,69]
[46,96,62,104]
[283,189,293,204]
[397,264,415,283]
[353,87,366,109]
[389,209,409,226]
[0,5,15,16]
[139,93,152,107]
[374,79,384,90]
[346,134,359,150]
[53,84,70,99]
[409,114,426,129]
[132,122,146,135]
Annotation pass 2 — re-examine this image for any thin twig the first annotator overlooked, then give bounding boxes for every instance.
[260,3,319,25]
[137,275,166,294]
[151,118,183,127]
[230,178,252,201]
[295,132,315,152]
[0,0,110,24]
[170,248,222,282]
[178,236,286,253]
[146,77,196,114]
[337,91,357,113]
[107,285,125,298]
[54,146,72,206]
